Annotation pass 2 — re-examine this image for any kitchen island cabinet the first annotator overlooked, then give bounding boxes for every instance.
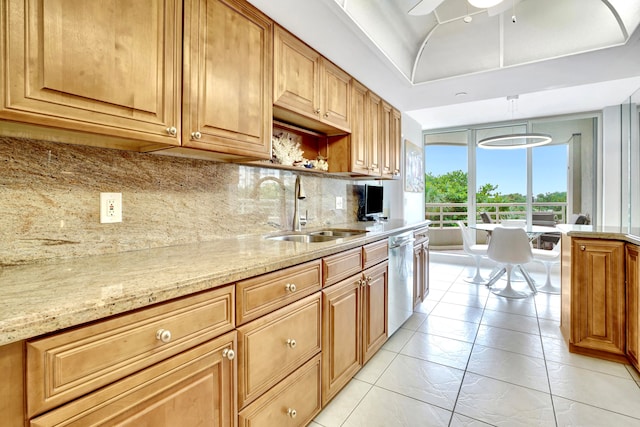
[560,226,640,368]
[627,244,640,370]
[567,238,626,360]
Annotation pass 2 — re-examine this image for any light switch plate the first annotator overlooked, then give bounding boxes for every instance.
[335,196,343,210]
[100,192,122,223]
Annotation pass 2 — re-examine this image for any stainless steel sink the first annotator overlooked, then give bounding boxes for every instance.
[265,234,339,243]
[308,228,368,237]
[265,228,367,243]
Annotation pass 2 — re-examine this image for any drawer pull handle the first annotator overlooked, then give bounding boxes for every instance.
[222,348,235,360]
[286,338,297,348]
[287,408,297,418]
[156,329,172,343]
[285,283,297,292]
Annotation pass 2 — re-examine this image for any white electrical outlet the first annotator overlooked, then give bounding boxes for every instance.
[335,196,343,210]
[100,193,122,223]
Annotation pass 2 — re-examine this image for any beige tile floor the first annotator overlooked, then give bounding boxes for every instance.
[311,255,640,427]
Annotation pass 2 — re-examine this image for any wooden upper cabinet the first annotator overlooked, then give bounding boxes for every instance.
[273,26,350,135]
[348,80,369,175]
[320,58,351,132]
[1,0,182,150]
[391,107,402,177]
[382,104,402,179]
[182,0,272,160]
[367,91,382,176]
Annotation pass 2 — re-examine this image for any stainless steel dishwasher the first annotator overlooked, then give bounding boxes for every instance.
[388,230,415,335]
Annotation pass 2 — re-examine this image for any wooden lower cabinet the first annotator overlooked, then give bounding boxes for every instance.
[322,261,388,405]
[362,262,389,364]
[30,331,237,427]
[627,244,640,370]
[238,354,322,427]
[237,293,321,409]
[413,227,430,308]
[570,238,626,360]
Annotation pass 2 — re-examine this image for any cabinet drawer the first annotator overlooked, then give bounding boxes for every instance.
[323,247,362,287]
[30,331,237,427]
[238,354,322,427]
[27,285,235,417]
[236,260,321,325]
[237,292,321,409]
[363,239,388,269]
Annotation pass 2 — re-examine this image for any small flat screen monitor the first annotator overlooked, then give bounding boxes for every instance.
[364,184,384,216]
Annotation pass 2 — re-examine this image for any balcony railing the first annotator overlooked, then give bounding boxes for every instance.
[426,202,567,229]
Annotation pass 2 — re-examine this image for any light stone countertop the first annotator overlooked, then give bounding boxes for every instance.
[0,220,429,346]
[557,224,640,245]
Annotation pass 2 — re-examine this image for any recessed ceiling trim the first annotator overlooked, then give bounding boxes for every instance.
[601,0,629,39]
[412,25,440,83]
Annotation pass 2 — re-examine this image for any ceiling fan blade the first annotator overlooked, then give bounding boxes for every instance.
[408,0,447,16]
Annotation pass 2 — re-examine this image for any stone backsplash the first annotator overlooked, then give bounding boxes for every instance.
[1,137,362,266]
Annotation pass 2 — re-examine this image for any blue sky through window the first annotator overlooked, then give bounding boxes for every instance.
[425,145,567,195]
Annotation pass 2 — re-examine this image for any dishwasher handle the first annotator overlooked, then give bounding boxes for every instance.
[389,237,415,249]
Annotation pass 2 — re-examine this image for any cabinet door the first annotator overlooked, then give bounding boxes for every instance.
[31,331,237,427]
[572,239,625,356]
[183,0,272,159]
[1,0,182,148]
[322,275,362,405]
[413,244,423,309]
[381,101,394,179]
[350,80,369,175]
[320,58,351,132]
[273,26,319,119]
[627,244,640,370]
[392,108,402,177]
[421,241,430,302]
[367,92,382,176]
[362,262,388,364]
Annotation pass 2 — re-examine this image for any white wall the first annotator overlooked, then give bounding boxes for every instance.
[383,113,424,222]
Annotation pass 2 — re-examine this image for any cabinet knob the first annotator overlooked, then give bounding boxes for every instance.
[166,126,177,136]
[222,348,235,360]
[286,338,297,348]
[285,283,297,292]
[191,131,202,140]
[580,245,586,251]
[323,112,329,118]
[314,108,320,115]
[156,329,172,343]
[287,408,297,418]
[366,276,373,286]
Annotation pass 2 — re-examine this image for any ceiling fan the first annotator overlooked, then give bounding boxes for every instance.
[408,0,523,17]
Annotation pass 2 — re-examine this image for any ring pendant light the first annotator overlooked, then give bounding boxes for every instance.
[477,133,553,149]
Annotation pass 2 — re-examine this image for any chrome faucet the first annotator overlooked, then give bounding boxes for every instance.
[292,175,306,231]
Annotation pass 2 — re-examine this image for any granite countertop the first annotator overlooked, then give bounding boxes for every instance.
[557,224,640,245]
[0,220,429,346]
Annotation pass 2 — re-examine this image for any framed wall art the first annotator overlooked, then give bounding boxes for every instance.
[404,140,424,193]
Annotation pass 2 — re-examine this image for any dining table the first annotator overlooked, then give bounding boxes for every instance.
[471,223,559,242]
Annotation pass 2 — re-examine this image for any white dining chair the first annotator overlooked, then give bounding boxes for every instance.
[531,242,561,294]
[485,226,537,298]
[457,221,489,284]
